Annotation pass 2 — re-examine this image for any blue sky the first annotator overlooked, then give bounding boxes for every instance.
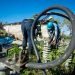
[0,0,75,23]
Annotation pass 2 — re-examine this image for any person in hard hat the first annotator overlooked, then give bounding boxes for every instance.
[47,16,60,49]
[21,15,41,57]
[21,19,34,54]
[21,19,33,65]
[47,16,55,42]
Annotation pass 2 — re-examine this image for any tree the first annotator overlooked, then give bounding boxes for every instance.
[0,22,4,29]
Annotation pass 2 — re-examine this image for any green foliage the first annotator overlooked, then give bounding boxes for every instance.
[7,44,21,58]
[61,35,71,40]
[0,29,8,37]
[36,38,75,75]
[7,41,75,75]
[63,18,71,25]
[21,69,30,75]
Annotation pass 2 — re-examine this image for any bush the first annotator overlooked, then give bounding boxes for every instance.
[0,29,8,37]
[7,44,21,58]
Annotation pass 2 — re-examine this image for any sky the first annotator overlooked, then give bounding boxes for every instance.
[0,0,75,23]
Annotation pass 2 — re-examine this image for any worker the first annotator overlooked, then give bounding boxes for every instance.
[21,15,41,63]
[47,16,60,49]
